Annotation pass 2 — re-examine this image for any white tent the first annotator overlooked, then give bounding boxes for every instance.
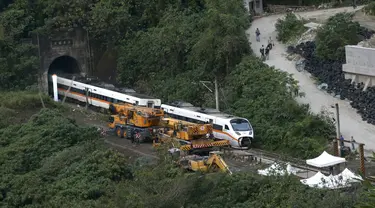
[301,169,363,189]
[335,168,363,183]
[258,162,297,176]
[306,151,346,168]
[300,172,332,188]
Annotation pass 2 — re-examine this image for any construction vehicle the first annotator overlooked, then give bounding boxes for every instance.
[153,118,230,154]
[108,103,164,142]
[178,151,232,174]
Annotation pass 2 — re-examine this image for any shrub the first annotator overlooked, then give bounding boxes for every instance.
[224,56,335,159]
[363,2,375,16]
[315,12,361,61]
[0,91,57,110]
[0,109,133,207]
[275,13,306,43]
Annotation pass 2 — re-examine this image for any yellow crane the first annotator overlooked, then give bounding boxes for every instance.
[153,117,230,153]
[108,103,164,142]
[178,151,232,174]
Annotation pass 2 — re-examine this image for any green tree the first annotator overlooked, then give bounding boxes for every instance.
[275,13,306,43]
[315,12,361,61]
[223,56,335,158]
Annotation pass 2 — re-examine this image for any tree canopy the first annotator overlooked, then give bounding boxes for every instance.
[315,12,362,61]
[0,0,373,206]
[0,108,363,207]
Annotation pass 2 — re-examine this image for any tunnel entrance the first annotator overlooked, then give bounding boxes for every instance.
[47,56,80,95]
[48,56,80,75]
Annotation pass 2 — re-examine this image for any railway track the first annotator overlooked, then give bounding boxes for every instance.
[65,100,337,178]
[223,148,331,178]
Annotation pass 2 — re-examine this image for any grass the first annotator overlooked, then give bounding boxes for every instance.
[0,91,59,109]
[0,91,64,128]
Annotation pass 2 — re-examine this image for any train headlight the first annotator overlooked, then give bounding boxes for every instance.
[235,131,241,136]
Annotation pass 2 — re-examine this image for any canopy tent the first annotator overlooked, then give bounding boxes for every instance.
[333,168,363,183]
[258,163,297,176]
[301,168,362,189]
[306,151,346,168]
[300,172,331,188]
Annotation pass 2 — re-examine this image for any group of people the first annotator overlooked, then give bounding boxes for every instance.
[256,28,274,61]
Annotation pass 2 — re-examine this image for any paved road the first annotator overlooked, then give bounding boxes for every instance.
[247,6,375,156]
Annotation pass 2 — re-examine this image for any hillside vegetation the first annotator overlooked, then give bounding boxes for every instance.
[0,0,336,159]
[0,109,361,207]
[1,0,374,207]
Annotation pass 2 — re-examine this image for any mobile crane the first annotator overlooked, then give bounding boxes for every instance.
[154,117,230,153]
[108,103,164,142]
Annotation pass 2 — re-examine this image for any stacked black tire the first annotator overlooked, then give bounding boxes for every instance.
[288,27,375,124]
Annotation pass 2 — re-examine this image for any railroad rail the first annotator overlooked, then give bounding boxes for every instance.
[67,102,369,180]
[223,148,331,178]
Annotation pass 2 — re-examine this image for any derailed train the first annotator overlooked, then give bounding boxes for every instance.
[50,74,254,149]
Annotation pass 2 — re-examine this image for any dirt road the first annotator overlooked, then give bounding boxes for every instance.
[248,6,375,156]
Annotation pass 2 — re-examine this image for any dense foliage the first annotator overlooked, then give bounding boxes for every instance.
[0,0,373,206]
[223,57,334,158]
[363,2,375,15]
[0,0,337,159]
[117,0,251,105]
[275,13,306,43]
[0,109,362,207]
[315,12,362,61]
[0,109,133,207]
[264,0,372,6]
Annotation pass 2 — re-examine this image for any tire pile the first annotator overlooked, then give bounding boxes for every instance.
[288,27,375,124]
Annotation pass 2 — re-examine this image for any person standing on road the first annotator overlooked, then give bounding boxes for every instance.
[267,36,274,50]
[265,45,270,60]
[256,28,260,42]
[340,134,345,147]
[350,136,356,151]
[260,45,265,60]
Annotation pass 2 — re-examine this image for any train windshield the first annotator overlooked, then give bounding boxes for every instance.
[230,119,252,131]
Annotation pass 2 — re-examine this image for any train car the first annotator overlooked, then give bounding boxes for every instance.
[50,75,161,108]
[161,101,254,149]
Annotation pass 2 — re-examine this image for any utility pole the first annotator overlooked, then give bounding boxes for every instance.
[214,77,219,111]
[199,79,219,111]
[335,103,341,156]
[62,76,76,104]
[85,88,89,109]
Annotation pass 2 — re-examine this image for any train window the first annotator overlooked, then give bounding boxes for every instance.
[209,119,213,124]
[213,124,222,131]
[224,125,229,131]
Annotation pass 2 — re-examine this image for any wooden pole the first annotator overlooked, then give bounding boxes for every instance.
[335,103,341,156]
[62,76,76,104]
[333,140,339,157]
[85,87,89,109]
[359,143,365,176]
[214,77,219,111]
